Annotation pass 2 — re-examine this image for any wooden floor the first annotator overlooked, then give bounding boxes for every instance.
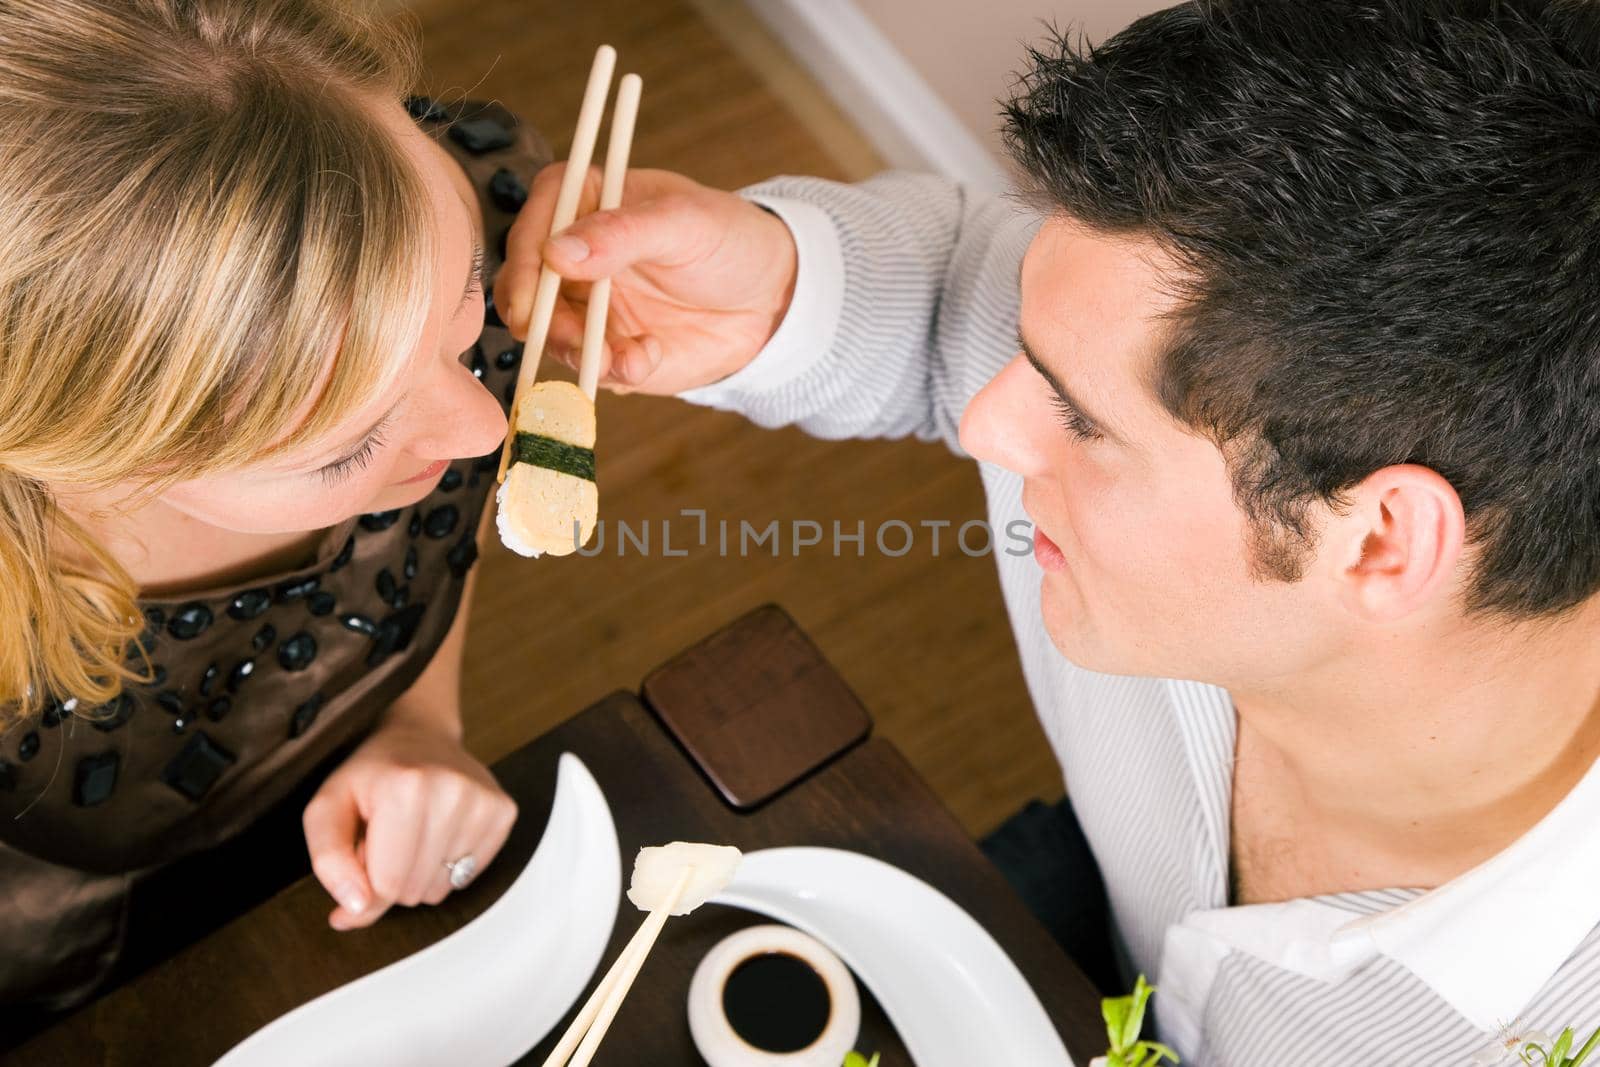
[399,0,1063,836]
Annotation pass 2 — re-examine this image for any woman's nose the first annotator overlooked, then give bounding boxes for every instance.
[959,354,1053,477]
[409,361,509,460]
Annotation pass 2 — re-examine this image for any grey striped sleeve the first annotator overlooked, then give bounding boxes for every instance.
[692,171,1038,453]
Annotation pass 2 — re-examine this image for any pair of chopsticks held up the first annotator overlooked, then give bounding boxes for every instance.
[497,45,640,483]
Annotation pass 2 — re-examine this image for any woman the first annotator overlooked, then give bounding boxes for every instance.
[0,0,544,1012]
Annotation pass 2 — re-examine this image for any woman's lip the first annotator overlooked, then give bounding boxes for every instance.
[396,459,449,486]
[1033,525,1068,572]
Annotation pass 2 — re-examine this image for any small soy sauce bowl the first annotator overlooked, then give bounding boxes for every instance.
[687,925,861,1067]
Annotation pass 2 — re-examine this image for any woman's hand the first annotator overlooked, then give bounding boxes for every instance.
[301,717,518,930]
[493,164,799,396]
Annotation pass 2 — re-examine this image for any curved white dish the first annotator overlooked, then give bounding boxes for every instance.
[215,753,621,1067]
[711,847,1075,1067]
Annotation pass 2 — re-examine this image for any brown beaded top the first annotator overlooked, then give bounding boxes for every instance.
[0,97,548,1009]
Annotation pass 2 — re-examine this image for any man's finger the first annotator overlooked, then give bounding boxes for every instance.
[539,193,713,284]
[497,162,602,337]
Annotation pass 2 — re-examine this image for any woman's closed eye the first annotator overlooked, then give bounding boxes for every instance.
[317,415,393,485]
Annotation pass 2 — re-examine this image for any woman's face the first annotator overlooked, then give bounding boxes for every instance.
[156,96,508,535]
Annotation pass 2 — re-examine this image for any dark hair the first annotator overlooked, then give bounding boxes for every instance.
[1002,0,1600,617]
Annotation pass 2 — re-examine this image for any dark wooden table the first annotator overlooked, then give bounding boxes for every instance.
[9,606,1104,1066]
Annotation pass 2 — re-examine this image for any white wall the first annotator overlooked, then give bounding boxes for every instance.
[741,0,1167,189]
[852,1,1167,158]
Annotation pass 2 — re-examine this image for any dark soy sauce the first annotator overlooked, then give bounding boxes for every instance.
[722,951,832,1053]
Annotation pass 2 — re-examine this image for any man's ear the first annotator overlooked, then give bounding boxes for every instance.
[1333,464,1466,623]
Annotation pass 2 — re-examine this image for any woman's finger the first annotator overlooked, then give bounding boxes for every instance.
[424,792,519,907]
[400,776,469,905]
[302,787,375,926]
[343,773,428,927]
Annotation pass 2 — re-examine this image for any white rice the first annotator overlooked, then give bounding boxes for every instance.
[494,479,543,558]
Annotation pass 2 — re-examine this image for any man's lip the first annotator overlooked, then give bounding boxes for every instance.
[1033,524,1068,572]
[396,459,448,486]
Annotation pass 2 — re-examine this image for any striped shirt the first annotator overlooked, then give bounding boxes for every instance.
[680,171,1600,1066]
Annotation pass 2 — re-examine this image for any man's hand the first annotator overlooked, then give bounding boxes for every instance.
[302,717,517,930]
[493,165,798,395]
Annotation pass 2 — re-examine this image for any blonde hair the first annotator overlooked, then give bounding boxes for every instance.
[0,0,437,727]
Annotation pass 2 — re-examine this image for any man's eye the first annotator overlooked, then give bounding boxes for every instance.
[1049,393,1102,443]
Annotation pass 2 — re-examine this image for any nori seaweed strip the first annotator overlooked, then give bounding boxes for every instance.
[512,432,595,481]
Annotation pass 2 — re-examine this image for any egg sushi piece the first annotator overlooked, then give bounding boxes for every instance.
[495,380,598,557]
[627,842,743,916]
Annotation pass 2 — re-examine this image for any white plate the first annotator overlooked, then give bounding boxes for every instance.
[214,753,620,1067]
[712,847,1076,1067]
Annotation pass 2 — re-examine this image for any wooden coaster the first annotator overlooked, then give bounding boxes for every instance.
[641,604,872,810]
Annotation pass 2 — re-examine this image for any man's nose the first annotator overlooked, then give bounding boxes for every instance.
[959,354,1052,477]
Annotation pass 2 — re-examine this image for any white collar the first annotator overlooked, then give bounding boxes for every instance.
[1169,678,1600,1032]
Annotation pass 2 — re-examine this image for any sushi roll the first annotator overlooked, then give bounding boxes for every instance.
[495,380,598,557]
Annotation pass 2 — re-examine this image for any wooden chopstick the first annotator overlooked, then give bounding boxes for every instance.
[542,868,692,1067]
[576,72,642,402]
[497,43,618,483]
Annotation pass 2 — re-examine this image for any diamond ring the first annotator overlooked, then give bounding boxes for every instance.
[443,854,478,890]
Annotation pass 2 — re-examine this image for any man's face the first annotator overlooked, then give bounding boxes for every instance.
[960,218,1343,687]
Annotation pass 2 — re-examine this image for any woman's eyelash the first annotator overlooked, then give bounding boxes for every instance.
[317,420,390,485]
[1049,393,1102,443]
[466,243,487,296]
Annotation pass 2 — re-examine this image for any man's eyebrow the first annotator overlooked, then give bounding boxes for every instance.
[1017,326,1122,442]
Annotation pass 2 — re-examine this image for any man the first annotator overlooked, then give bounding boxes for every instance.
[495,1,1600,1061]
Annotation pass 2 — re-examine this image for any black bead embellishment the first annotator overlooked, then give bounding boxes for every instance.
[90,693,135,733]
[470,344,489,381]
[447,534,479,579]
[484,289,505,329]
[18,731,40,762]
[289,693,324,739]
[330,535,356,572]
[227,589,271,621]
[143,606,166,632]
[308,592,336,617]
[160,732,235,801]
[277,632,317,672]
[440,468,463,492]
[404,546,419,580]
[40,698,65,728]
[495,345,523,371]
[227,659,255,693]
[360,509,402,532]
[0,759,14,792]
[156,690,185,717]
[376,568,397,604]
[145,664,168,688]
[73,751,120,807]
[448,116,514,155]
[274,576,320,603]
[341,613,377,637]
[424,505,460,539]
[408,510,423,538]
[206,697,232,722]
[488,168,528,213]
[199,663,219,699]
[367,603,427,668]
[391,585,410,610]
[252,624,277,652]
[405,95,450,123]
[167,602,214,640]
